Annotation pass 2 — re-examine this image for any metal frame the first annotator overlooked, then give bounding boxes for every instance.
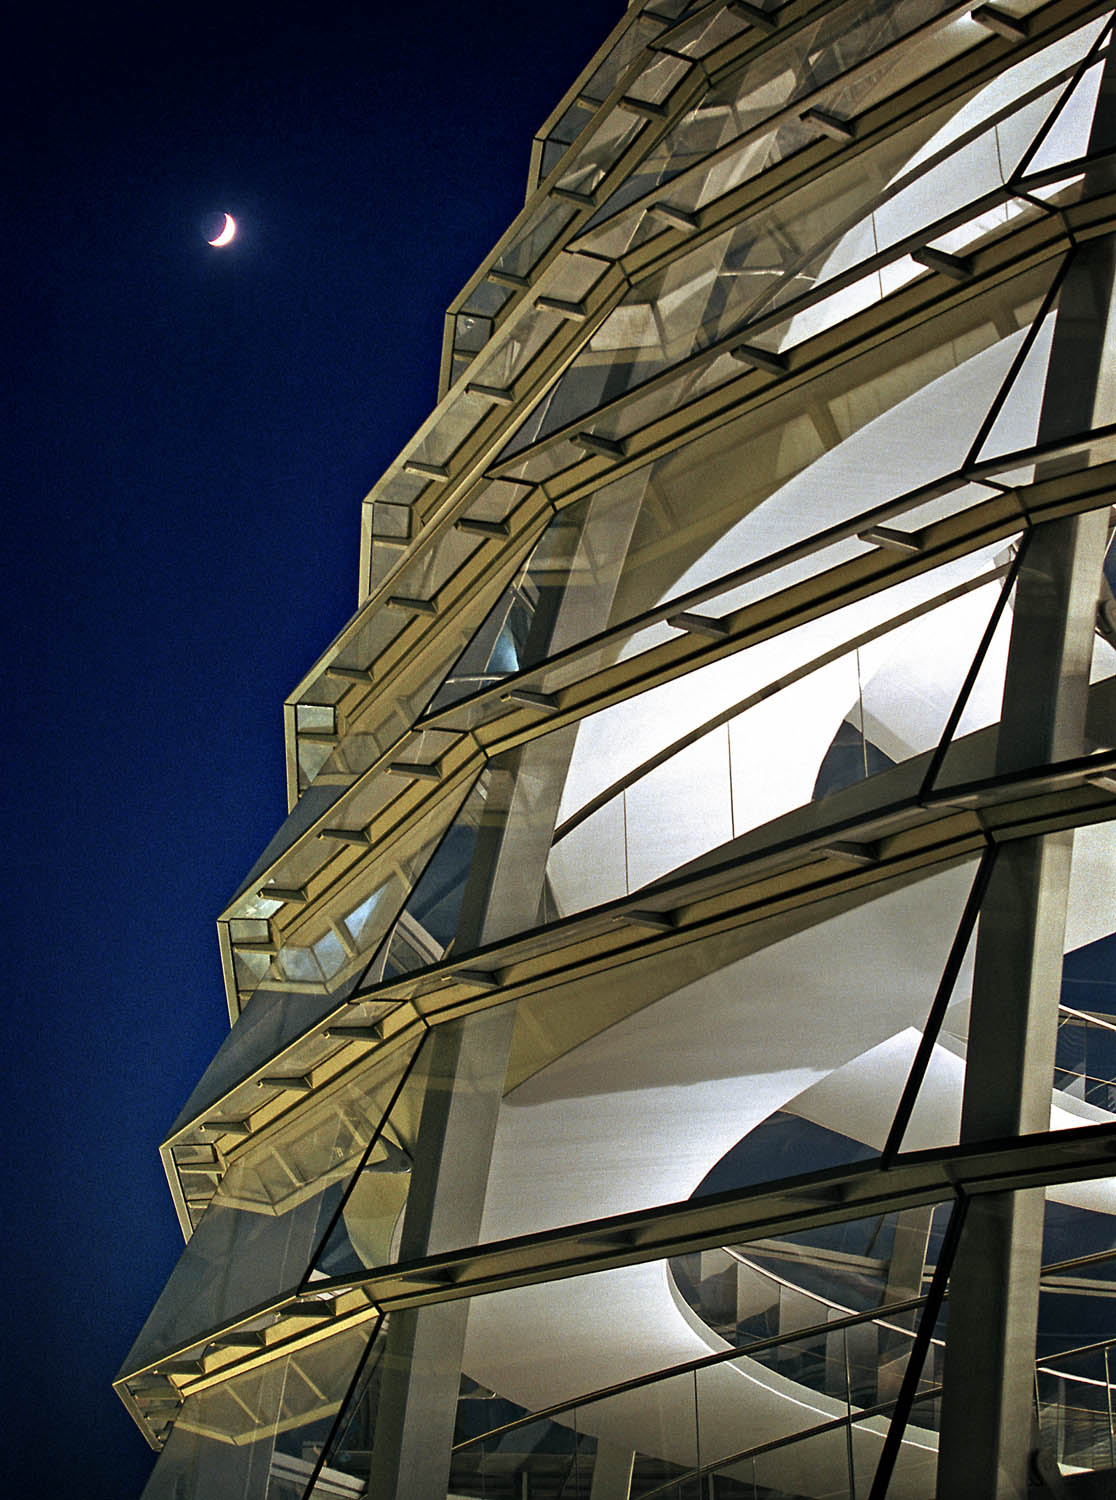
[125,6,1116,1496]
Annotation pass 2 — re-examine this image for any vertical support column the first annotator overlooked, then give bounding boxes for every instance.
[363,480,650,1499]
[367,1008,515,1500]
[368,727,592,1498]
[935,219,1115,1493]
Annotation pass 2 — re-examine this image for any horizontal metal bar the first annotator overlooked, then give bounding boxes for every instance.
[319,1123,1116,1313]
[453,1293,929,1452]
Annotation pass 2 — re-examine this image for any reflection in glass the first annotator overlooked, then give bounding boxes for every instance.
[139,1322,376,1500]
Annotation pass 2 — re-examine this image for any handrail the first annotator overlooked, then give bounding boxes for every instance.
[450,1292,928,1452]
[635,1390,945,1500]
[452,1240,1116,1453]
[723,1245,941,1344]
[1061,1003,1116,1036]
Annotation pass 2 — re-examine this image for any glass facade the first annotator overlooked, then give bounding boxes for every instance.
[121,3,1116,1496]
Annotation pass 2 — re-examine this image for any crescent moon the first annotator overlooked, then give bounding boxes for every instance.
[208,212,237,247]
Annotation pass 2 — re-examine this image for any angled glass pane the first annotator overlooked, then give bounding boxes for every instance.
[308,862,977,1260]
[1095,528,1116,685]
[303,1329,389,1499]
[490,197,578,284]
[316,1224,953,1500]
[138,1322,375,1500]
[226,764,480,1017]
[165,982,397,1140]
[586,0,964,241]
[308,1008,514,1282]
[296,1195,1116,1499]
[1024,44,1112,178]
[760,20,1110,325]
[426,475,643,715]
[443,297,1054,746]
[120,1039,422,1377]
[480,867,976,1242]
[227,785,349,918]
[363,774,493,984]
[974,300,1062,465]
[505,82,958,457]
[305,1038,432,1283]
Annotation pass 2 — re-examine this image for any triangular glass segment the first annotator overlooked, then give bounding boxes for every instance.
[428,499,591,713]
[884,915,982,1159]
[361,774,493,983]
[167,976,375,1139]
[301,1329,389,1499]
[305,1040,431,1284]
[425,470,647,720]
[973,302,1059,465]
[921,556,1018,793]
[1020,49,1109,179]
[308,1009,514,1287]
[120,1038,422,1380]
[253,774,480,998]
[173,778,481,1141]
[137,1322,375,1500]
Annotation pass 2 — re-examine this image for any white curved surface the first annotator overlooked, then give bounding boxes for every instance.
[464,824,1116,1494]
[465,868,967,1495]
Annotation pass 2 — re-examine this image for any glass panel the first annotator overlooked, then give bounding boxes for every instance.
[533,19,1108,461]
[626,48,692,108]
[138,1323,376,1500]
[1095,527,1116,685]
[228,1194,1116,1499]
[498,220,1053,510]
[1037,1208,1116,1477]
[514,95,1074,465]
[420,477,1018,747]
[415,543,1052,947]
[1056,822,1116,1112]
[120,1039,422,1376]
[298,505,542,794]
[579,0,1006,257]
[461,278,514,321]
[317,1010,524,1281]
[485,867,979,1239]
[165,985,397,1141]
[428,478,643,715]
[317,1215,954,1500]
[555,108,647,199]
[544,552,1009,902]
[974,303,1061,464]
[492,200,579,285]
[303,861,980,1265]
[1025,49,1111,177]
[228,768,480,1016]
[462,293,1048,736]
[304,1039,434,1283]
[303,1329,389,1498]
[667,3,751,59]
[365,774,493,983]
[763,23,1108,320]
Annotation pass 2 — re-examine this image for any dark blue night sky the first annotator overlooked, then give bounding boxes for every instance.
[6,3,620,1493]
